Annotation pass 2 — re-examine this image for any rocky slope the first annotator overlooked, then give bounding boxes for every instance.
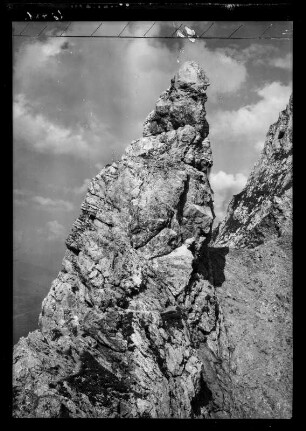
[12,62,292,419]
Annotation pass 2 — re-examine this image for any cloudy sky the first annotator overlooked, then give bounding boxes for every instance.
[13,21,292,342]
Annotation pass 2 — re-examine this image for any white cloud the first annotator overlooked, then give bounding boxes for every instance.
[13,94,114,157]
[31,196,74,212]
[210,170,248,192]
[14,94,88,156]
[214,44,292,74]
[267,53,292,70]
[209,81,292,150]
[236,43,278,63]
[14,188,74,211]
[46,220,66,241]
[95,162,104,171]
[220,43,290,68]
[241,43,278,60]
[73,178,90,195]
[210,170,248,221]
[14,37,68,79]
[254,140,265,151]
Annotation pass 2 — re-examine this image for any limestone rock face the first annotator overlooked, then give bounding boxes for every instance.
[13,62,216,418]
[214,95,292,248]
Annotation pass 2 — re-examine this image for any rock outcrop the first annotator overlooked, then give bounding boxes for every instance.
[208,93,292,418]
[214,95,292,248]
[12,62,292,419]
[13,61,218,418]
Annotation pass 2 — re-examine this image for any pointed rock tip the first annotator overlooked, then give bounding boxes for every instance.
[175,61,210,91]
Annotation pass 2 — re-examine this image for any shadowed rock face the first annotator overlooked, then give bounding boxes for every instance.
[12,63,292,419]
[209,235,292,419]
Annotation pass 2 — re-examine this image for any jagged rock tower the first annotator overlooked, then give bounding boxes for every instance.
[13,62,292,419]
[13,61,217,418]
